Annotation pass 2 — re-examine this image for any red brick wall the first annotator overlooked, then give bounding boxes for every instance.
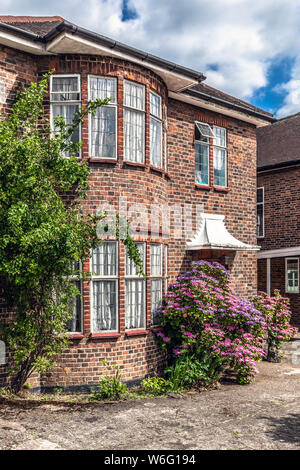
[0,50,259,390]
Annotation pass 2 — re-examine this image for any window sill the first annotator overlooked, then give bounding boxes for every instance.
[123,161,146,169]
[89,333,121,340]
[68,334,84,340]
[213,186,229,193]
[195,184,211,191]
[88,158,117,164]
[125,329,149,337]
[150,165,164,175]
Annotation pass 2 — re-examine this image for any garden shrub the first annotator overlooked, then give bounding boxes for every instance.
[156,260,267,385]
[141,377,172,396]
[253,290,297,362]
[91,361,127,401]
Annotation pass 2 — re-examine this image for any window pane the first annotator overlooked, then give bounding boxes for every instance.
[257,188,264,204]
[126,243,145,276]
[287,260,299,292]
[213,126,226,147]
[195,142,209,185]
[52,104,80,156]
[125,279,145,329]
[124,109,144,162]
[213,147,226,187]
[150,117,162,167]
[93,280,117,331]
[92,242,117,276]
[51,77,80,101]
[66,280,82,332]
[150,92,162,118]
[151,279,162,325]
[89,77,117,102]
[195,122,214,139]
[150,244,162,276]
[257,204,264,237]
[90,106,116,158]
[124,82,144,110]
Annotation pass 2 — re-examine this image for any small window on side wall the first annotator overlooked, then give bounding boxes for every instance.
[286,258,299,293]
[257,187,264,238]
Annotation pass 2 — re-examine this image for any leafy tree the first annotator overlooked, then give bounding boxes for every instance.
[0,76,143,392]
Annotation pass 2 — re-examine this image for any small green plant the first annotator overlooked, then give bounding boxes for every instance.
[165,354,213,390]
[91,361,127,401]
[141,376,172,396]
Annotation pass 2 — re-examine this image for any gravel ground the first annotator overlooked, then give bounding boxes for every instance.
[0,357,299,450]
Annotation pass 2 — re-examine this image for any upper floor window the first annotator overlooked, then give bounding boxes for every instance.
[88,76,117,159]
[125,242,146,329]
[286,258,299,293]
[257,187,264,238]
[50,75,81,157]
[213,125,227,187]
[150,91,163,168]
[123,81,145,164]
[91,241,118,332]
[194,122,214,185]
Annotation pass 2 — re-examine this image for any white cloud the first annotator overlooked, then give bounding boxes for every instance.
[2,0,300,115]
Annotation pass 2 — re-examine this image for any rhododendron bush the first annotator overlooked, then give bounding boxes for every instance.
[156,261,267,385]
[253,290,297,362]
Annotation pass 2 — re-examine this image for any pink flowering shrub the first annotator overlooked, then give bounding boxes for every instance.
[156,260,267,384]
[252,290,297,362]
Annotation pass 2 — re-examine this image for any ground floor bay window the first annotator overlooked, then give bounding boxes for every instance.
[87,240,167,334]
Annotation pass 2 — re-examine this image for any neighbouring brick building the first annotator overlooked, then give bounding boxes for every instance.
[0,16,274,391]
[257,113,300,329]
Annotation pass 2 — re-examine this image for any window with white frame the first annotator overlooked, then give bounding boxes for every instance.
[125,242,146,329]
[150,243,163,325]
[286,258,299,293]
[195,122,214,185]
[66,261,83,333]
[50,75,81,157]
[150,91,163,168]
[89,76,117,159]
[123,81,145,163]
[91,241,118,332]
[213,125,227,187]
[257,187,264,238]
[164,106,168,172]
[164,245,168,294]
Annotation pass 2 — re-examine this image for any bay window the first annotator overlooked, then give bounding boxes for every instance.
[50,75,81,157]
[91,241,118,332]
[88,76,117,159]
[150,243,163,325]
[124,80,145,163]
[125,242,146,329]
[213,125,227,187]
[150,91,163,168]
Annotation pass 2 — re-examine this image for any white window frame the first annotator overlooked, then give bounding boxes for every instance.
[164,244,168,294]
[50,74,81,158]
[257,187,264,239]
[213,125,227,188]
[125,242,146,330]
[195,122,212,186]
[164,105,168,172]
[150,243,163,326]
[67,263,83,334]
[150,90,163,169]
[123,80,145,164]
[285,257,299,294]
[90,241,119,333]
[88,75,118,160]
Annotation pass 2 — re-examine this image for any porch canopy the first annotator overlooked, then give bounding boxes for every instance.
[186,213,260,251]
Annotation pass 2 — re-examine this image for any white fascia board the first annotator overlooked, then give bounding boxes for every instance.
[0,30,47,55]
[169,91,271,128]
[46,33,199,92]
[258,246,300,259]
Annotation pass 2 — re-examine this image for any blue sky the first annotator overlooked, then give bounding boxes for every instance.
[2,0,300,118]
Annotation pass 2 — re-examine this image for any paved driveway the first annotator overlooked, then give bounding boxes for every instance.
[0,357,299,450]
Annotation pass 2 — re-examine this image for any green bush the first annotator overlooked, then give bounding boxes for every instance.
[91,362,127,401]
[141,377,172,396]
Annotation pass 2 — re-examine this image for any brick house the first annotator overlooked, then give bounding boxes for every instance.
[257,113,300,328]
[0,16,274,391]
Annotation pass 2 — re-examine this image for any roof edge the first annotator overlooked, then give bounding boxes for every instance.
[258,158,300,172]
